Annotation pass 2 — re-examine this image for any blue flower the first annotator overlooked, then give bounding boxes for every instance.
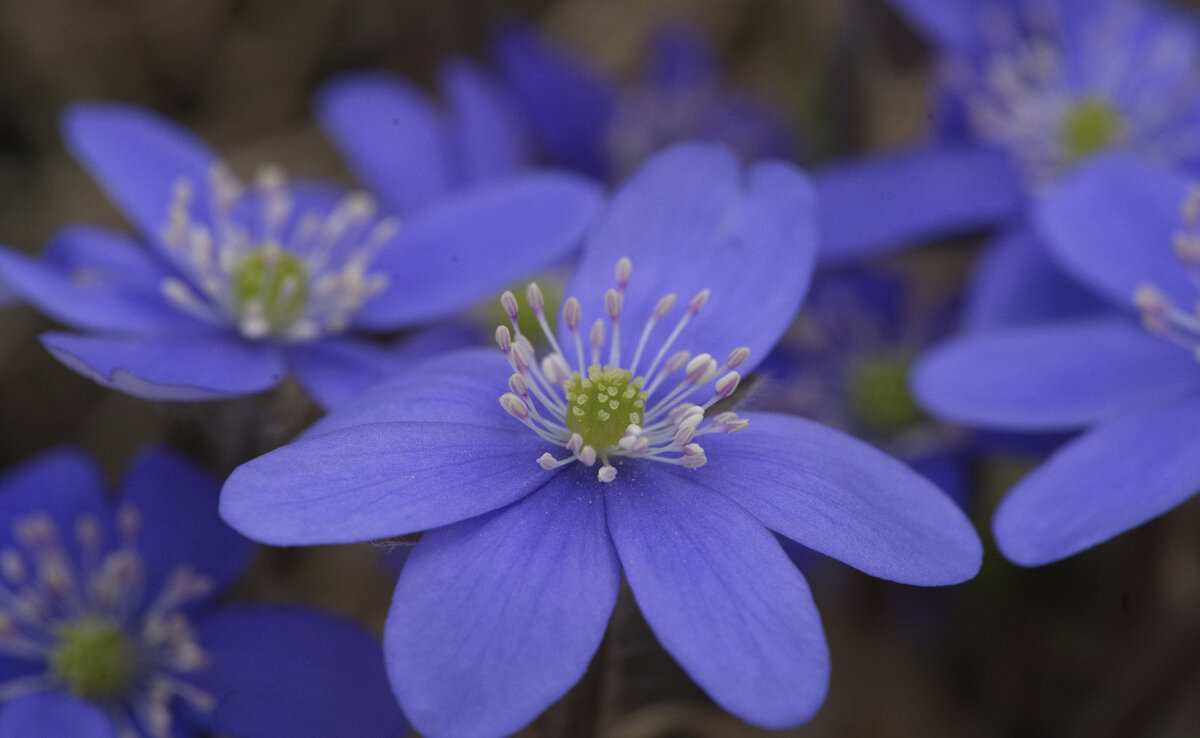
[220,144,982,737]
[0,103,600,407]
[745,267,972,503]
[492,21,796,182]
[914,154,1200,565]
[0,446,405,738]
[817,0,1200,326]
[316,59,532,215]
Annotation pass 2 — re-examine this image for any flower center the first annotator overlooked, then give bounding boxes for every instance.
[565,365,647,449]
[159,164,395,342]
[50,617,136,699]
[231,247,309,335]
[495,258,749,482]
[1060,98,1122,161]
[846,354,924,437]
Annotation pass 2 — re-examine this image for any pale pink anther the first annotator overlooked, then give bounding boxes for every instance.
[685,353,718,385]
[500,291,520,322]
[615,257,632,291]
[495,325,512,353]
[652,293,677,321]
[500,393,530,419]
[686,289,710,316]
[509,374,529,397]
[542,354,571,384]
[598,465,618,483]
[713,371,741,400]
[605,289,623,322]
[567,433,584,453]
[664,350,691,374]
[538,453,558,470]
[590,319,606,360]
[579,445,597,466]
[526,282,545,315]
[725,347,750,369]
[563,297,582,331]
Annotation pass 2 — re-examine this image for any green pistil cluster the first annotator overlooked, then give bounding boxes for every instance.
[50,617,137,699]
[847,354,924,437]
[564,364,647,449]
[232,248,308,331]
[1060,98,1122,162]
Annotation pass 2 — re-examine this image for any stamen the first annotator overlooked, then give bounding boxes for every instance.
[493,258,750,479]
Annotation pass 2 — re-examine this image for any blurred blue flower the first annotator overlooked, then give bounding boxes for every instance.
[316,60,532,215]
[745,267,971,504]
[492,21,796,182]
[0,446,405,738]
[818,0,1200,326]
[220,144,982,737]
[914,154,1200,565]
[0,104,600,407]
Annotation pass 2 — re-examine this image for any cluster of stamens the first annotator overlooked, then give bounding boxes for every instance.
[0,507,214,738]
[955,3,1200,186]
[1133,185,1200,360]
[160,163,396,341]
[496,257,749,483]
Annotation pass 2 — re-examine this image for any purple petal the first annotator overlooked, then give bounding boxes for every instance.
[43,225,169,289]
[815,144,1023,263]
[964,226,1109,329]
[355,173,601,329]
[1035,154,1194,309]
[994,390,1200,565]
[914,318,1200,431]
[885,0,986,51]
[386,470,618,738]
[190,606,406,738]
[440,60,530,185]
[118,447,254,600]
[220,419,550,545]
[286,337,402,410]
[694,412,981,585]
[605,463,829,728]
[0,447,106,555]
[565,143,816,377]
[0,693,117,738]
[490,22,616,178]
[302,347,512,438]
[315,71,453,215]
[41,331,287,401]
[61,104,218,250]
[0,245,186,334]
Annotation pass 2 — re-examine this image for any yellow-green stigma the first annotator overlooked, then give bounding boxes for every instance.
[50,617,136,699]
[231,248,308,334]
[565,364,647,449]
[847,354,924,437]
[1060,98,1122,161]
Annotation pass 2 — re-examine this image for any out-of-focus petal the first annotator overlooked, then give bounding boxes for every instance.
[994,390,1200,565]
[356,173,600,329]
[315,71,452,215]
[118,447,254,600]
[913,318,1200,430]
[41,331,287,401]
[440,60,530,184]
[190,606,406,738]
[286,336,402,410]
[815,144,1022,263]
[0,693,117,738]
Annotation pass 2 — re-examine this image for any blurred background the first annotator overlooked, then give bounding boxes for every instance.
[0,0,1199,736]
